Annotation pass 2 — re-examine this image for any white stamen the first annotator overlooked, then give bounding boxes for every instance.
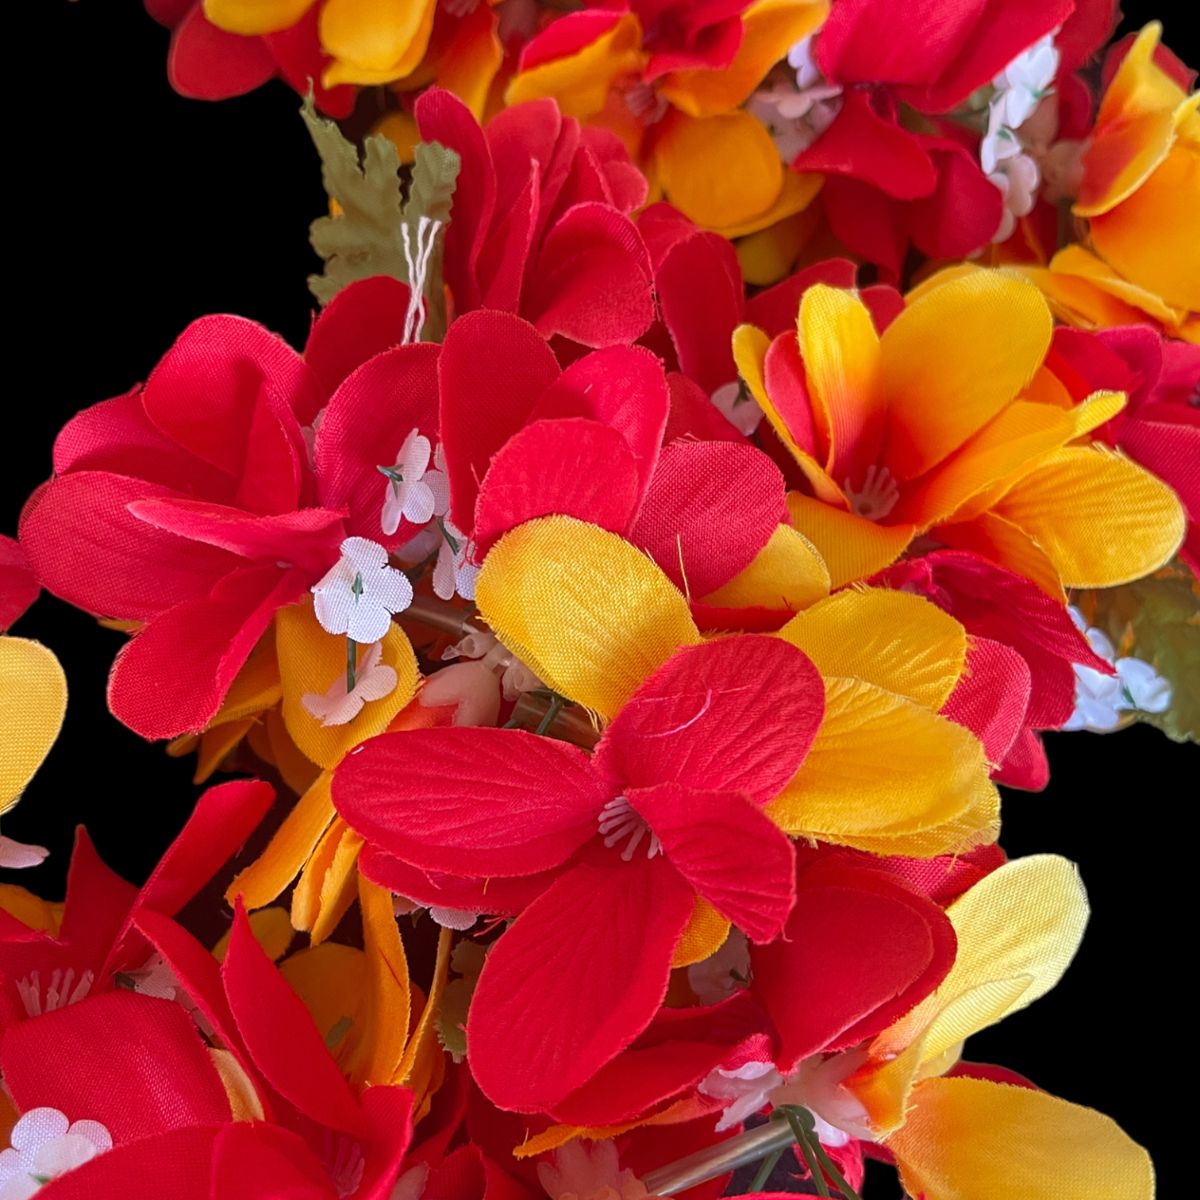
[844,464,900,521]
[16,968,95,1019]
[598,797,662,862]
[401,217,443,345]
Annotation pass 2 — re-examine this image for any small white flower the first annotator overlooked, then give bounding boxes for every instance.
[0,835,48,870]
[710,380,763,436]
[0,1108,112,1198]
[995,34,1059,129]
[302,641,399,727]
[441,630,542,702]
[699,1060,785,1131]
[380,430,450,537]
[312,537,413,644]
[1116,657,1172,713]
[988,150,1041,242]
[432,520,479,602]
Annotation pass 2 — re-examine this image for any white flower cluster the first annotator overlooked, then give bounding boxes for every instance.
[982,34,1059,242]
[745,35,843,164]
[1065,606,1171,733]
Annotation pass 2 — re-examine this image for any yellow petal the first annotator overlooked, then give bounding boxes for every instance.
[349,874,412,1087]
[513,1098,710,1159]
[291,818,363,943]
[1069,389,1127,439]
[994,446,1186,587]
[435,5,504,122]
[476,517,700,719]
[1015,262,1152,330]
[735,208,820,286]
[873,855,1088,1064]
[504,12,646,118]
[700,524,830,613]
[796,285,884,477]
[192,717,257,785]
[278,942,368,1065]
[785,493,913,588]
[203,0,314,36]
[672,897,731,968]
[937,511,1065,599]
[321,0,437,86]
[896,401,1077,529]
[264,707,324,796]
[209,635,282,726]
[710,171,823,242]
[734,328,844,504]
[276,598,419,771]
[1089,142,1200,313]
[881,272,1053,479]
[212,906,295,963]
[209,1048,265,1121]
[889,1077,1154,1200]
[0,638,66,813]
[653,110,784,230]
[399,926,453,1105]
[660,0,829,115]
[1048,243,1188,326]
[227,771,333,910]
[778,589,966,709]
[765,677,998,856]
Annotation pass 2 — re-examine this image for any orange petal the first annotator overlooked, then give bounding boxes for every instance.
[993,446,1186,587]
[435,4,504,121]
[212,905,295,963]
[765,677,999,857]
[889,1077,1154,1200]
[672,897,732,968]
[203,0,315,36]
[786,493,913,588]
[796,285,884,479]
[1048,243,1188,326]
[278,941,367,1066]
[707,170,823,241]
[937,511,1065,599]
[777,589,966,709]
[881,272,1053,479]
[659,0,829,116]
[653,109,784,230]
[350,875,412,1086]
[321,0,437,85]
[291,817,363,943]
[700,524,830,613]
[476,517,700,719]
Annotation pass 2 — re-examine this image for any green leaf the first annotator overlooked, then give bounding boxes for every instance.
[1083,562,1200,742]
[436,939,488,1064]
[300,92,460,333]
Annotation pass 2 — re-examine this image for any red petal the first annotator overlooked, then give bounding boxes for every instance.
[210,1122,330,1199]
[597,636,824,801]
[223,904,364,1133]
[0,991,230,1141]
[19,472,238,621]
[438,310,561,531]
[906,139,1003,261]
[416,89,498,312]
[35,1126,219,1200]
[473,418,641,553]
[744,259,859,335]
[468,857,694,1110]
[357,1087,418,1200]
[127,497,346,574]
[517,10,625,70]
[485,99,565,218]
[526,204,654,347]
[819,176,908,276]
[940,636,1030,767]
[752,858,955,1069]
[0,535,38,631]
[994,726,1051,791]
[663,372,746,444]
[630,783,795,943]
[533,345,670,498]
[868,842,1006,906]
[265,5,356,119]
[763,330,820,458]
[304,276,412,394]
[315,343,442,545]
[108,563,308,739]
[792,91,936,199]
[333,727,606,877]
[628,440,787,595]
[478,169,539,313]
[167,5,276,101]
[656,231,744,395]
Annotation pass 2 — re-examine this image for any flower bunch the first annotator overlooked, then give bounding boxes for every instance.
[3,3,1196,1197]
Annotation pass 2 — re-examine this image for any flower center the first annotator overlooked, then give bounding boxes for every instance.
[844,465,899,521]
[324,1133,366,1199]
[598,797,662,862]
[16,967,95,1018]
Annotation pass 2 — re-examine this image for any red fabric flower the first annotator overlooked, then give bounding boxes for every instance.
[414,89,654,349]
[334,635,825,1112]
[790,0,1081,273]
[19,278,434,739]
[876,550,1108,790]
[0,535,38,631]
[1046,326,1200,575]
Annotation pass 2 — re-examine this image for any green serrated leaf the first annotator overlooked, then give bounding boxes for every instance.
[436,977,472,1064]
[301,94,460,335]
[1083,562,1200,742]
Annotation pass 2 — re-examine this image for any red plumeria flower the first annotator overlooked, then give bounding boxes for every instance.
[414,89,654,349]
[0,535,38,631]
[876,550,1110,790]
[334,635,825,1112]
[145,0,355,115]
[0,779,274,1037]
[1044,325,1200,576]
[1,907,415,1199]
[437,307,789,597]
[789,0,1080,273]
[19,278,437,739]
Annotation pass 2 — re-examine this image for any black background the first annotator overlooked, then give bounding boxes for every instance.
[7,4,1195,1195]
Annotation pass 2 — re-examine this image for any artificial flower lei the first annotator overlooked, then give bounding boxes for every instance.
[3,2,1196,1198]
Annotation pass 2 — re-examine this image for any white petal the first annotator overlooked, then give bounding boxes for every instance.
[32,1133,101,1177]
[1116,657,1172,712]
[429,906,477,931]
[402,481,436,527]
[340,536,389,575]
[0,836,49,870]
[313,587,354,637]
[398,429,432,480]
[368,566,414,615]
[455,560,480,602]
[0,1175,41,1200]
[346,601,397,646]
[65,1122,111,1154]
[356,664,399,703]
[11,1110,68,1153]
[432,544,456,601]
[424,469,451,517]
[381,486,405,537]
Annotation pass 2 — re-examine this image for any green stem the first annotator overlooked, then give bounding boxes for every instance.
[780,1108,861,1200]
[782,1110,829,1198]
[535,693,565,736]
[346,638,357,692]
[747,1148,785,1194]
